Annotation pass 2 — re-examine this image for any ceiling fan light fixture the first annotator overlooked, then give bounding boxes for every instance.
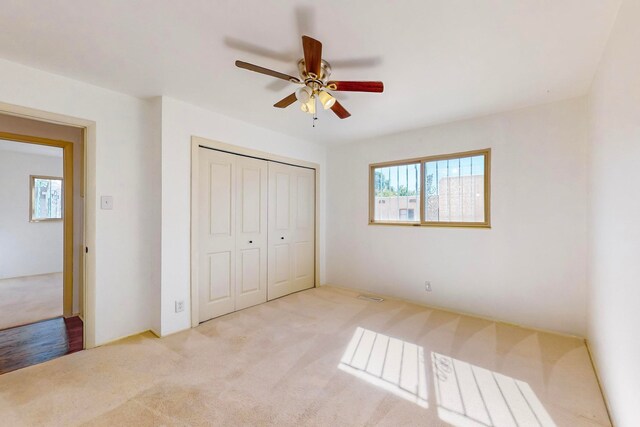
[235,35,383,121]
[295,86,312,103]
[318,90,336,110]
[300,96,316,114]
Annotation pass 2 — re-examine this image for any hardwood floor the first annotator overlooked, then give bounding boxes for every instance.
[64,316,83,354]
[0,316,83,375]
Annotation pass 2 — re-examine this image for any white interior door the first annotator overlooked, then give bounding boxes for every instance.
[268,162,315,300]
[198,148,236,322]
[234,155,268,310]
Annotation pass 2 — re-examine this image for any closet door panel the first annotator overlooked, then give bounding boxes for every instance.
[274,244,291,284]
[274,172,291,230]
[268,162,293,300]
[235,156,268,310]
[294,242,313,280]
[291,167,315,292]
[268,162,315,300]
[198,149,236,321]
[208,251,232,300]
[240,167,261,233]
[238,248,260,293]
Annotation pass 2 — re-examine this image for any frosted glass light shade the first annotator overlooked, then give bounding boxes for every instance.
[295,86,312,103]
[300,96,316,114]
[318,91,336,110]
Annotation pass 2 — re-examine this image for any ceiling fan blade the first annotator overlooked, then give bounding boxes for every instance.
[331,101,351,119]
[235,60,300,83]
[326,81,384,92]
[274,92,298,108]
[302,35,322,77]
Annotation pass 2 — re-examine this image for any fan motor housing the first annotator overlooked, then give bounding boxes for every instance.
[298,59,332,85]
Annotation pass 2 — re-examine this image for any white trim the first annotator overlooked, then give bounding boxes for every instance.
[0,101,97,349]
[190,136,321,328]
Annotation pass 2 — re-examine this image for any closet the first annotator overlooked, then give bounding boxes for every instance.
[197,147,315,323]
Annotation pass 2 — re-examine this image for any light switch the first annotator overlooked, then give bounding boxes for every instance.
[101,196,113,210]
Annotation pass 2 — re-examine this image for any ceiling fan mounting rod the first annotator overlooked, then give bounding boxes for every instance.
[298,59,332,83]
[304,78,323,93]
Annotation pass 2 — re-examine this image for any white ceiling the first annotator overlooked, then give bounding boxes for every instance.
[0,0,620,144]
[0,139,62,157]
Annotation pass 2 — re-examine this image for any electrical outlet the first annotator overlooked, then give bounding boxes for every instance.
[425,281,432,292]
[100,196,113,210]
[175,300,185,313]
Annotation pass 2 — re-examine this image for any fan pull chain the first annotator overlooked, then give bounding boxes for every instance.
[313,95,318,127]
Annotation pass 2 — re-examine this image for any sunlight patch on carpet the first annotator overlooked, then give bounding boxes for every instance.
[339,327,428,408]
[432,352,556,427]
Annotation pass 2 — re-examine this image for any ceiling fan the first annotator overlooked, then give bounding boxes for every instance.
[235,35,384,121]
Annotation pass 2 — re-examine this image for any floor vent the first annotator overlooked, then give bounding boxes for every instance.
[357,294,384,303]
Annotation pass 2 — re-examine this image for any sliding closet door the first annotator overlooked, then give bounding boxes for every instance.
[198,148,236,321]
[268,162,315,300]
[234,156,268,310]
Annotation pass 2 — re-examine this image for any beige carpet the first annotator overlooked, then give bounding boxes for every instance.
[0,286,609,426]
[0,273,62,330]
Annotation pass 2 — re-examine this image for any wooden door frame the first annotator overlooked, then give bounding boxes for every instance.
[0,102,96,349]
[0,131,75,317]
[190,136,321,328]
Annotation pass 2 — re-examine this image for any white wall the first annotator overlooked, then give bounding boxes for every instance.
[159,96,326,336]
[0,58,158,345]
[0,58,326,342]
[326,97,589,336]
[587,0,640,424]
[0,149,63,279]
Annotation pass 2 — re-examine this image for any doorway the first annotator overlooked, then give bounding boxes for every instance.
[0,114,86,374]
[0,140,64,329]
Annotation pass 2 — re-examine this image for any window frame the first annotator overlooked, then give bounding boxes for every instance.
[29,175,64,222]
[369,159,422,226]
[368,148,491,228]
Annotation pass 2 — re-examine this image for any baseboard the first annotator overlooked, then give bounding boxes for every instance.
[320,283,585,340]
[0,271,63,281]
[585,339,615,426]
[94,329,155,347]
[152,326,192,339]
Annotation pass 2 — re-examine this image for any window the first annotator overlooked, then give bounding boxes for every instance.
[371,162,421,223]
[30,175,63,222]
[369,149,490,227]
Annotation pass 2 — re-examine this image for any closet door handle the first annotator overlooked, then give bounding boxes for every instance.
[281,237,284,240]
[249,240,253,244]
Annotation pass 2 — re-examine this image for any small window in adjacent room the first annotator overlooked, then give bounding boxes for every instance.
[370,162,421,224]
[30,175,63,222]
[369,149,490,227]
